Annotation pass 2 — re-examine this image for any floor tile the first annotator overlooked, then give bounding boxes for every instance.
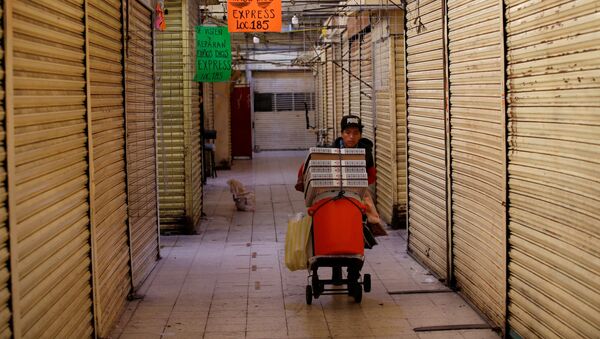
[202,331,246,339]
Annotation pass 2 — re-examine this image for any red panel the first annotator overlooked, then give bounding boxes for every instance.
[309,197,364,256]
[231,86,253,157]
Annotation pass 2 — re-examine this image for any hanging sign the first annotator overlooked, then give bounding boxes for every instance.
[227,0,282,32]
[155,3,166,31]
[194,26,231,82]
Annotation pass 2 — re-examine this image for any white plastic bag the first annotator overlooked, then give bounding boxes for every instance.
[284,213,312,271]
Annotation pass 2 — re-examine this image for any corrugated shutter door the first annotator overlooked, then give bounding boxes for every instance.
[350,40,360,116]
[253,72,314,93]
[315,66,322,130]
[0,3,10,336]
[322,60,327,138]
[157,0,185,228]
[312,65,323,130]
[187,0,202,228]
[360,32,374,142]
[447,0,506,329]
[334,44,343,136]
[506,2,600,337]
[89,0,130,335]
[203,83,214,129]
[254,72,315,150]
[373,34,395,225]
[255,111,314,150]
[326,48,334,143]
[395,32,407,220]
[405,0,448,279]
[342,38,350,116]
[127,0,159,290]
[12,1,93,337]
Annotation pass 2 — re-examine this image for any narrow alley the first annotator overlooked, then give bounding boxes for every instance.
[112,152,498,339]
[1,1,597,337]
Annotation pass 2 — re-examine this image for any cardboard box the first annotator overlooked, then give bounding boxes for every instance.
[305,159,366,169]
[304,171,368,181]
[303,148,366,170]
[304,179,368,206]
[302,148,368,206]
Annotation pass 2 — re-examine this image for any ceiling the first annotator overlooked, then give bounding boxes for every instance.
[198,0,404,68]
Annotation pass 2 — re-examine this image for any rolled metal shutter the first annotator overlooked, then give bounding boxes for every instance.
[156,0,186,229]
[447,0,506,329]
[319,63,325,130]
[394,28,408,222]
[326,47,334,143]
[342,37,350,116]
[506,1,600,337]
[253,72,315,150]
[187,0,202,228]
[360,32,374,142]
[334,43,343,136]
[203,83,214,129]
[88,0,130,335]
[350,39,360,117]
[12,1,93,337]
[373,24,395,225]
[405,0,448,280]
[0,3,10,336]
[126,0,159,291]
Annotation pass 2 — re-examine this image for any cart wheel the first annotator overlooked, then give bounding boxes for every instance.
[363,274,371,293]
[312,274,321,298]
[352,283,362,303]
[305,285,313,305]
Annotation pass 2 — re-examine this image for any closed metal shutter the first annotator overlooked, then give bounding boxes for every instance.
[373,21,395,225]
[326,48,334,143]
[319,63,325,130]
[447,0,506,329]
[314,65,321,133]
[88,0,130,335]
[334,43,343,137]
[350,39,360,117]
[254,72,314,96]
[394,28,408,222]
[505,1,600,337]
[254,72,315,150]
[405,0,448,280]
[342,37,350,116]
[255,111,314,150]
[156,0,186,228]
[126,0,159,290]
[203,83,214,129]
[12,1,93,337]
[187,0,202,229]
[0,2,10,336]
[360,32,374,142]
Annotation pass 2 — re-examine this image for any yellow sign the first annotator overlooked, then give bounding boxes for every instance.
[228,0,282,32]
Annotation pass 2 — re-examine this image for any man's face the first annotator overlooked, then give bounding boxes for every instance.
[342,126,361,148]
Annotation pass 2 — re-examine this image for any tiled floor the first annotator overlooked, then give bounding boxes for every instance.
[112,151,499,339]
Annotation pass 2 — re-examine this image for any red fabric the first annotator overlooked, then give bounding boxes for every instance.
[367,167,377,185]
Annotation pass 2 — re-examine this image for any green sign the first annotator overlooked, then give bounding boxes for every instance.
[194,26,231,82]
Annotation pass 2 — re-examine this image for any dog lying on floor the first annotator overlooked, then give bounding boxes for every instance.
[226,179,256,211]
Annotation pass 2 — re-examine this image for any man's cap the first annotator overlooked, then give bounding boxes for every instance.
[341,115,363,131]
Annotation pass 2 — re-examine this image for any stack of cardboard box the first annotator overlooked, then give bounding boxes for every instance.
[303,147,368,206]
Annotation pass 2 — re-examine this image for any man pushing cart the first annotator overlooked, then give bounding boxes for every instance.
[287,115,387,304]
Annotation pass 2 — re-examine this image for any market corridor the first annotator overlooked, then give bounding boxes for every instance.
[112,151,498,339]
